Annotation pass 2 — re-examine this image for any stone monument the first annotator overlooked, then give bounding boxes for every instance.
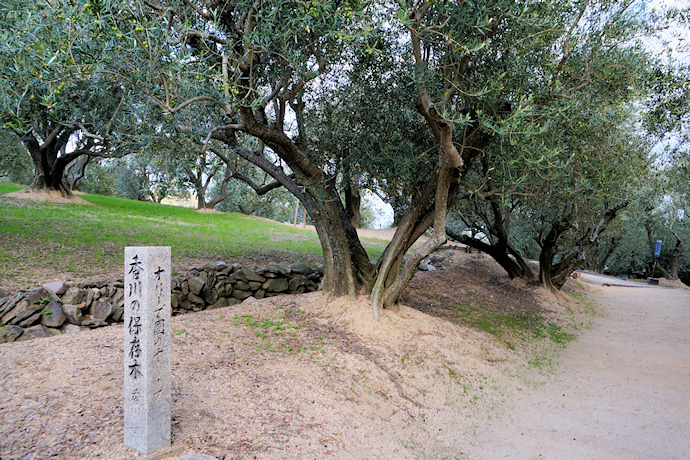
[124,247,171,454]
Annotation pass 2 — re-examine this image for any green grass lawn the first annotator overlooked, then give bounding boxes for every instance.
[0,182,388,289]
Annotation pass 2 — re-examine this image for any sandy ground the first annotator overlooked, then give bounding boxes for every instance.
[473,285,690,459]
[0,251,583,460]
[2,190,688,458]
[3,189,91,205]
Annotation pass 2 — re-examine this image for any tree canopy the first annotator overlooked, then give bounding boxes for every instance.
[1,0,688,311]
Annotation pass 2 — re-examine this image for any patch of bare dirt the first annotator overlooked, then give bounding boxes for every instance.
[405,252,528,310]
[658,277,690,290]
[3,189,92,205]
[196,208,222,214]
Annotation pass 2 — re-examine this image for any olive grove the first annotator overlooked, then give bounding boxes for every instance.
[2,0,688,312]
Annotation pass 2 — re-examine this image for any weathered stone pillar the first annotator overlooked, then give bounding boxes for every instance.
[123,247,171,454]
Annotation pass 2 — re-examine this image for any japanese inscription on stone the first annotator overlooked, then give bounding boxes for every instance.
[124,247,171,454]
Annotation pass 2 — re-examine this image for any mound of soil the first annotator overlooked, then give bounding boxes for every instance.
[3,189,91,205]
[0,250,588,459]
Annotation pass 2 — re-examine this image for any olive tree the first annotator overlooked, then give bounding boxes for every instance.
[48,0,681,313]
[0,0,142,196]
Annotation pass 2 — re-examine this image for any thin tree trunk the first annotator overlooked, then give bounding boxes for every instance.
[669,231,682,280]
[344,178,362,229]
[66,156,92,192]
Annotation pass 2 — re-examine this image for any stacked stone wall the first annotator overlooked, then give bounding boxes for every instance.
[0,261,323,343]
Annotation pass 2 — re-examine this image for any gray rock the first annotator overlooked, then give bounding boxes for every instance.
[111,304,124,322]
[0,287,10,298]
[171,294,179,308]
[261,263,288,275]
[181,280,190,296]
[202,287,219,305]
[289,263,313,275]
[16,324,50,341]
[190,277,205,295]
[263,278,288,293]
[171,276,181,291]
[0,325,24,342]
[112,288,124,304]
[187,292,205,307]
[18,313,41,327]
[234,280,251,291]
[206,298,229,310]
[216,282,232,298]
[61,287,84,305]
[226,298,241,307]
[0,293,23,317]
[42,281,67,295]
[210,261,228,270]
[116,295,125,312]
[231,290,252,301]
[40,301,66,328]
[81,317,109,328]
[85,288,96,307]
[228,270,247,283]
[78,279,108,289]
[307,272,322,282]
[61,324,82,334]
[91,300,113,321]
[288,275,308,291]
[26,287,55,304]
[255,290,265,299]
[177,299,192,311]
[248,281,262,291]
[242,296,258,304]
[2,299,41,326]
[418,264,436,271]
[229,268,265,284]
[27,287,58,305]
[62,304,83,325]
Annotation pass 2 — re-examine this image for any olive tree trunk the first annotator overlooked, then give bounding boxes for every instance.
[539,203,628,290]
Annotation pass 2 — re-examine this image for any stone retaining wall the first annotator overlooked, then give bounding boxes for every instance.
[0,261,323,343]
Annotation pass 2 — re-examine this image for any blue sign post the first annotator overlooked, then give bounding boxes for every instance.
[654,240,662,258]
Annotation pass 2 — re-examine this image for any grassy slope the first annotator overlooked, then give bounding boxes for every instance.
[0,182,387,288]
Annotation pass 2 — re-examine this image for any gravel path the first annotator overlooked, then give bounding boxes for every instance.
[474,285,690,459]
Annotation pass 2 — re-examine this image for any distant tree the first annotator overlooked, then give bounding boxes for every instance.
[0,0,139,196]
[0,130,33,184]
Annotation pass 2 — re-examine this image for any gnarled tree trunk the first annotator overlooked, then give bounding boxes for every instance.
[22,127,79,197]
[448,192,536,281]
[539,203,628,290]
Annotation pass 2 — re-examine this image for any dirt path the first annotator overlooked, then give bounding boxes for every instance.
[473,285,690,459]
